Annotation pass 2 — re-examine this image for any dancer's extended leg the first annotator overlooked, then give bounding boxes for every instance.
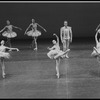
[54,49,70,59]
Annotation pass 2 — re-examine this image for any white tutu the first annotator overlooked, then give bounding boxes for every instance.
[0,51,10,59]
[26,30,41,37]
[91,49,100,57]
[2,31,17,38]
[47,50,60,59]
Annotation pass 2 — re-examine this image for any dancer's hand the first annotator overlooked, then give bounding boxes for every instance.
[53,33,56,36]
[44,29,47,32]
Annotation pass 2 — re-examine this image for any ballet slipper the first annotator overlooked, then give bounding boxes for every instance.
[2,72,5,78]
[56,73,60,78]
[65,54,69,58]
[34,48,37,50]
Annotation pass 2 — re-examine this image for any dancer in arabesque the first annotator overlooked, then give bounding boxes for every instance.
[47,33,70,78]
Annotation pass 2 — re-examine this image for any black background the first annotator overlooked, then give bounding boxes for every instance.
[0,2,100,40]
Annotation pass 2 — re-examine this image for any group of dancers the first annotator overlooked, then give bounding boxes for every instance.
[0,19,99,79]
[0,18,47,78]
[0,19,46,49]
[0,19,72,79]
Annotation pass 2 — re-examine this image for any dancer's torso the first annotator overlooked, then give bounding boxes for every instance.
[61,26,71,40]
[53,44,60,52]
[6,25,13,33]
[31,23,37,31]
[0,46,7,52]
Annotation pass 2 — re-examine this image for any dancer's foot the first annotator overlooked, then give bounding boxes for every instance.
[56,73,60,78]
[65,54,69,58]
[34,48,37,50]
[2,72,5,78]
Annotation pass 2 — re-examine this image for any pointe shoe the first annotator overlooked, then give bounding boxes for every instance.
[2,73,5,78]
[34,48,37,50]
[66,54,69,58]
[56,73,60,78]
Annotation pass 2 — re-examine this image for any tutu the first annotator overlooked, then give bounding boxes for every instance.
[2,31,17,38]
[91,50,100,57]
[47,49,60,59]
[26,30,41,37]
[0,51,10,59]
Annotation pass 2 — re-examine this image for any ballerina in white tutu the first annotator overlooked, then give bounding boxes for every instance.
[0,20,22,47]
[24,19,47,50]
[91,28,100,61]
[47,33,70,78]
[0,40,19,78]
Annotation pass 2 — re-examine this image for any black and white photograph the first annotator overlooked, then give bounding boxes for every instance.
[0,0,100,99]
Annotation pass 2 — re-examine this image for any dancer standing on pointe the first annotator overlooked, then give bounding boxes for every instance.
[0,40,19,78]
[24,19,47,50]
[0,20,22,47]
[60,21,72,58]
[47,33,70,78]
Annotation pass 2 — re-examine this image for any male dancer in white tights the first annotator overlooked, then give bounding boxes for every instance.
[60,21,72,58]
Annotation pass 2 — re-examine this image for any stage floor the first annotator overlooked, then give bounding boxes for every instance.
[0,40,100,98]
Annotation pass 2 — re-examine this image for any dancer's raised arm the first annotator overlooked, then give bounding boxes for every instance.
[95,31,99,45]
[53,33,59,46]
[37,23,47,32]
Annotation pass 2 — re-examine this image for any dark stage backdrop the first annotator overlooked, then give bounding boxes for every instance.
[0,3,100,40]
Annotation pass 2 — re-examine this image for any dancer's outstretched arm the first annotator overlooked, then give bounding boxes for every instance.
[0,26,6,33]
[12,25,22,30]
[24,24,31,35]
[95,31,99,45]
[53,33,59,46]
[47,46,55,50]
[6,47,19,51]
[37,23,47,32]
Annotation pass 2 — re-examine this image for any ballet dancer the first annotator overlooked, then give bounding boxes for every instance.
[0,20,22,47]
[91,28,100,61]
[47,33,70,78]
[60,20,72,58]
[0,40,19,78]
[24,19,47,50]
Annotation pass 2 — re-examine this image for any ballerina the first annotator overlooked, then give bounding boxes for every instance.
[0,20,22,47]
[47,33,70,78]
[0,40,19,78]
[24,19,47,50]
